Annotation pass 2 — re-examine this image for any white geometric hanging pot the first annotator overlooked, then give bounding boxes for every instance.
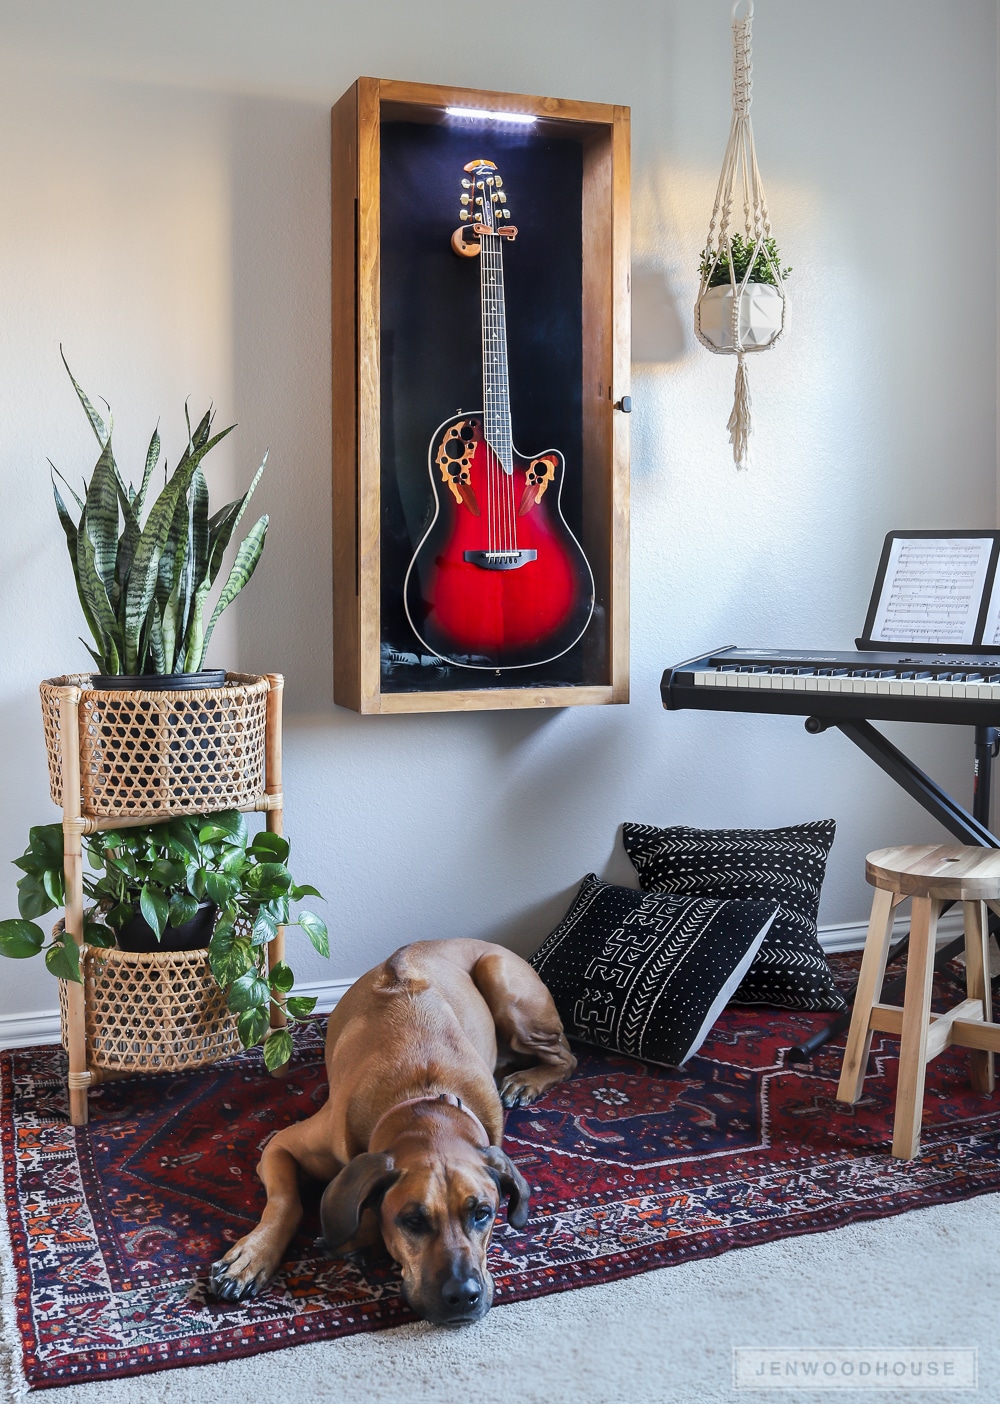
[695,0,789,468]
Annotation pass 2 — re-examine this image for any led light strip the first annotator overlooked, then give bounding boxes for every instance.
[445,106,537,125]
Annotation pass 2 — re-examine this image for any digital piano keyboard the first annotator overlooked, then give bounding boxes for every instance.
[662,647,1000,727]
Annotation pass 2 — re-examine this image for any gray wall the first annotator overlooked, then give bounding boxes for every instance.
[0,0,996,1018]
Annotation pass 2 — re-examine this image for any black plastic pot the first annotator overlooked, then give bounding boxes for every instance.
[90,670,227,692]
[115,902,218,953]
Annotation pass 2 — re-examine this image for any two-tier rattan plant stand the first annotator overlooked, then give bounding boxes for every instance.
[39,671,286,1126]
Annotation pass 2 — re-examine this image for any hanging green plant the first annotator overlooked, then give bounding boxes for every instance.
[699,233,792,289]
[51,349,269,678]
[693,0,788,468]
[0,812,328,1070]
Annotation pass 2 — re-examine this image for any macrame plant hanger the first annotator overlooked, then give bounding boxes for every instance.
[695,0,786,468]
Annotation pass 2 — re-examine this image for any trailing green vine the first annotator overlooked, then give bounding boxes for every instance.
[0,811,328,1071]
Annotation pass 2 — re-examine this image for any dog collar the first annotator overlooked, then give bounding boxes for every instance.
[370,1092,491,1149]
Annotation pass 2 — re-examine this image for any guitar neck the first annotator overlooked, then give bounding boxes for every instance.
[480,233,513,474]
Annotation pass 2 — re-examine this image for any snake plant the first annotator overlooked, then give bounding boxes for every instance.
[51,350,269,676]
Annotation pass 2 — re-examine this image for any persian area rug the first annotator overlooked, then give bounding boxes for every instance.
[4,957,1000,1390]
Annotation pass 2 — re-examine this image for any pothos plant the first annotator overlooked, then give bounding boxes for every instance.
[52,349,269,677]
[0,811,328,1070]
[699,233,792,290]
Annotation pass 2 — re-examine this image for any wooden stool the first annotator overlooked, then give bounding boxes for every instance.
[836,845,1000,1158]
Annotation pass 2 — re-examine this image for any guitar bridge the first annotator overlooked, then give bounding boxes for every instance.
[463,549,537,571]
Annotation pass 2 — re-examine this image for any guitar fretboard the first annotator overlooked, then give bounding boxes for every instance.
[480,233,513,474]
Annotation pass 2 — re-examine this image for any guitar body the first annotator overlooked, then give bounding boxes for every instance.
[404,412,595,670]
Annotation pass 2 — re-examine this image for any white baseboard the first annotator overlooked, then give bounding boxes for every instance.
[0,915,975,1051]
[817,908,965,954]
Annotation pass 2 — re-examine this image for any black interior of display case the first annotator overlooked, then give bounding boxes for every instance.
[378,116,608,692]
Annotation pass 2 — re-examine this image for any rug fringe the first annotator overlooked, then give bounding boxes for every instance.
[0,1059,28,1402]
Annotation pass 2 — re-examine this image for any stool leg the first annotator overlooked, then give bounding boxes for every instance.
[837,887,899,1105]
[963,900,995,1094]
[892,895,939,1159]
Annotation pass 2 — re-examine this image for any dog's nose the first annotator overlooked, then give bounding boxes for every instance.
[440,1274,482,1316]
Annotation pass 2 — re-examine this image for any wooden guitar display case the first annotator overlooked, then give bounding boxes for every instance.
[332,77,630,713]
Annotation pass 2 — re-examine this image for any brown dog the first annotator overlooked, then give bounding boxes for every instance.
[209,938,576,1323]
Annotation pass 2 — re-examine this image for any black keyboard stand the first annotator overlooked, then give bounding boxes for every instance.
[786,721,1000,1063]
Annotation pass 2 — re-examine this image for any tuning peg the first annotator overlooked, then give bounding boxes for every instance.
[461,194,470,205]
[497,192,507,203]
[461,178,471,188]
[459,210,470,221]
[495,176,503,188]
[503,208,512,218]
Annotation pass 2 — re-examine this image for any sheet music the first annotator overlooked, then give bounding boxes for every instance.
[980,568,1000,646]
[869,536,993,645]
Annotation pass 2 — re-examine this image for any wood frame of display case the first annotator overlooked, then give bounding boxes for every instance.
[331,76,630,714]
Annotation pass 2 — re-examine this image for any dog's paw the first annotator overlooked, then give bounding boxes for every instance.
[207,1235,278,1302]
[208,1258,262,1302]
[499,1073,541,1109]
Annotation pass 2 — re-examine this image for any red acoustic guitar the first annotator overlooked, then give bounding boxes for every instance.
[403,159,595,671]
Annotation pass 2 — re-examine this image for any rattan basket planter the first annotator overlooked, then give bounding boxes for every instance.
[40,672,269,820]
[47,670,284,1125]
[58,937,240,1077]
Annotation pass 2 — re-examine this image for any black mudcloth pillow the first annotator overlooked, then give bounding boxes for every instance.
[529,875,778,1067]
[621,820,845,1012]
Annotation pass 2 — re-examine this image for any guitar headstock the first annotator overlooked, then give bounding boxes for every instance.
[456,159,515,242]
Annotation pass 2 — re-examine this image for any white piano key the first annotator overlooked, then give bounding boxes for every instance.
[687,663,1000,711]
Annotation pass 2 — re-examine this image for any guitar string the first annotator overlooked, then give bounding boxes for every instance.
[493,223,515,558]
[481,192,516,560]
[481,178,498,558]
[496,216,516,556]
[485,221,498,556]
[483,201,498,556]
[486,207,501,556]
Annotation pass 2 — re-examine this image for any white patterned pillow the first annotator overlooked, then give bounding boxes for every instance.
[529,875,778,1067]
[622,820,845,1012]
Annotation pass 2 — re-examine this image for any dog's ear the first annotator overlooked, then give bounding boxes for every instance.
[320,1152,400,1251]
[482,1146,531,1230]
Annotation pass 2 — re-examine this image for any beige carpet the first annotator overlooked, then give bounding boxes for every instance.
[2,1191,996,1403]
